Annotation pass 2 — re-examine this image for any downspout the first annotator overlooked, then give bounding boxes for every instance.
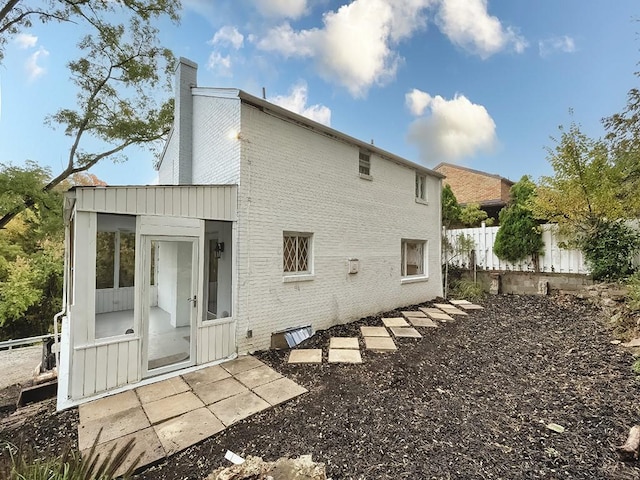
[243,131,253,341]
[53,197,74,371]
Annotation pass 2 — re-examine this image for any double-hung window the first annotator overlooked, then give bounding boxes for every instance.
[359,151,371,178]
[283,232,312,275]
[415,173,427,202]
[401,239,427,278]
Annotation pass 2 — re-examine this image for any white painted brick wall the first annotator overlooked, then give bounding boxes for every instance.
[191,95,241,185]
[235,104,443,353]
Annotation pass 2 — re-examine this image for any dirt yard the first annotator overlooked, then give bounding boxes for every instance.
[2,294,640,479]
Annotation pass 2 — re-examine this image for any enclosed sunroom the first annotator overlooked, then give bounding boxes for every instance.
[57,185,237,409]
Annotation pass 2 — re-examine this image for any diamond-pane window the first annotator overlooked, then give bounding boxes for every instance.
[283,233,311,273]
[401,239,426,277]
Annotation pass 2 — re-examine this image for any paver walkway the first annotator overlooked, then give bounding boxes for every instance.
[287,300,482,364]
[77,356,307,475]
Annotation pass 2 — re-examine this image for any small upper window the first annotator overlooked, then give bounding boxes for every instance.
[415,173,427,201]
[359,151,371,177]
[283,233,312,274]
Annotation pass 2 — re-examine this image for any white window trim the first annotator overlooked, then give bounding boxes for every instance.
[283,273,315,283]
[415,173,427,203]
[401,239,428,282]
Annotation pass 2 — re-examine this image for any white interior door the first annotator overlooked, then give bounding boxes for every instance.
[141,235,198,378]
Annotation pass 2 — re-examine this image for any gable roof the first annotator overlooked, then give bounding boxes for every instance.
[192,87,444,180]
[434,162,514,185]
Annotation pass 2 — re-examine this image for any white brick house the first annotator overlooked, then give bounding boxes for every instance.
[56,58,443,408]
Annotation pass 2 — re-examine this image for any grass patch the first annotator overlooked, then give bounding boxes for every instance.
[0,429,140,480]
[450,279,484,302]
[627,273,640,312]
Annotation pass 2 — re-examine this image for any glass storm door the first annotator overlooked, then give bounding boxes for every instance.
[142,236,198,377]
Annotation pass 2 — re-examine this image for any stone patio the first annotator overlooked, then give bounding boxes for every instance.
[78,356,307,475]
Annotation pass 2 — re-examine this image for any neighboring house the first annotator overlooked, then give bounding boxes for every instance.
[56,58,444,409]
[434,163,513,220]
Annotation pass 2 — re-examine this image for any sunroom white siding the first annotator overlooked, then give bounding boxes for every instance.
[60,185,237,406]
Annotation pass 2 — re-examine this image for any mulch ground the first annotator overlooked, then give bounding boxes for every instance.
[2,294,640,479]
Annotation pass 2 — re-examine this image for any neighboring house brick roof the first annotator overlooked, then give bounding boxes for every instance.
[434,162,514,207]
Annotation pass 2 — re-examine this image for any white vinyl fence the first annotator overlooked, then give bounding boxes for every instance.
[444,224,589,274]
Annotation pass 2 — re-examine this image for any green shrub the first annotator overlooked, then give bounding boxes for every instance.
[580,220,640,281]
[493,176,544,269]
[1,431,140,480]
[493,206,544,264]
[450,279,484,302]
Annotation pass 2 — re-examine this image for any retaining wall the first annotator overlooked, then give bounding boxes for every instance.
[462,270,593,295]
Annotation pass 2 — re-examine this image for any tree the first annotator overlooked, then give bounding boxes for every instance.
[532,122,622,243]
[0,1,179,62]
[442,183,461,229]
[0,163,105,339]
[493,175,544,269]
[459,203,490,227]
[0,0,180,228]
[532,122,639,280]
[603,84,640,217]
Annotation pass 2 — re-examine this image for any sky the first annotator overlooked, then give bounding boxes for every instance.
[0,0,638,186]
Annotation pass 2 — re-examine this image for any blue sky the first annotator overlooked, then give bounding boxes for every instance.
[0,0,638,186]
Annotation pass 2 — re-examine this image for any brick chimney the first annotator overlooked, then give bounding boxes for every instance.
[174,57,197,184]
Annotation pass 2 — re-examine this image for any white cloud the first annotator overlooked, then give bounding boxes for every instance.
[270,82,331,126]
[15,33,38,49]
[436,0,527,58]
[257,0,435,97]
[406,90,497,164]
[253,0,309,19]
[206,51,232,76]
[405,88,433,116]
[209,26,244,50]
[25,47,49,81]
[539,35,576,57]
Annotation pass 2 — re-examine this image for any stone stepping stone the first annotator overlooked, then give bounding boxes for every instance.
[426,311,454,322]
[433,304,468,316]
[401,311,427,318]
[364,336,397,351]
[382,317,410,327]
[458,303,484,310]
[360,326,390,337]
[408,317,439,328]
[449,299,472,305]
[329,337,359,349]
[288,349,322,364]
[622,338,640,348]
[390,327,422,338]
[419,307,443,315]
[328,349,362,364]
